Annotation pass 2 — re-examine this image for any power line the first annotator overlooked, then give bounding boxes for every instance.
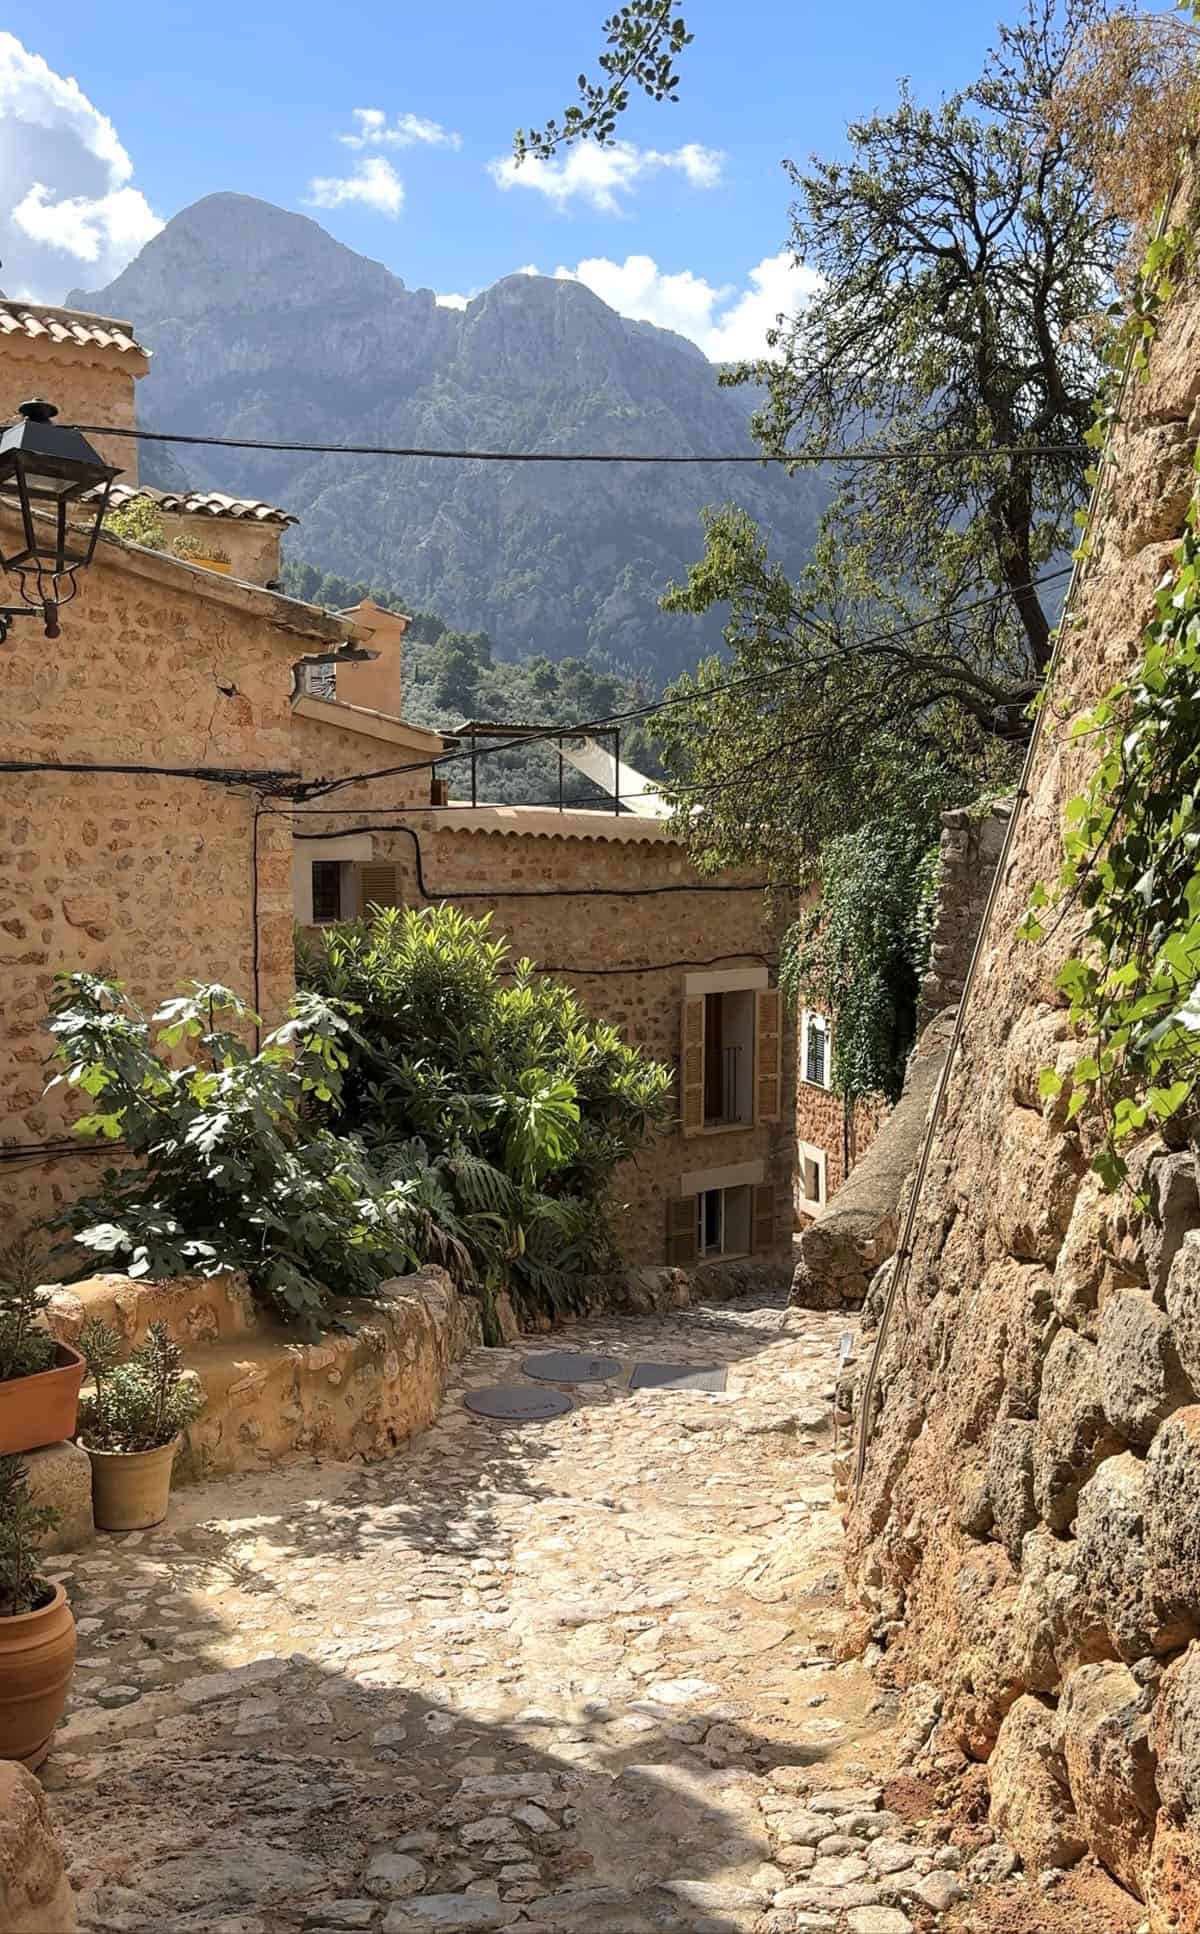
[79,422,1086,467]
[296,567,1072,800]
[0,760,296,790]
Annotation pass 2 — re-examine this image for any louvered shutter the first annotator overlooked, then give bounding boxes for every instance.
[680,996,706,1137]
[751,1182,776,1256]
[360,862,400,911]
[755,987,782,1123]
[665,1194,699,1267]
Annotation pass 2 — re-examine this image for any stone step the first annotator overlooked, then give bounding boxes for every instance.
[48,1270,261,1354]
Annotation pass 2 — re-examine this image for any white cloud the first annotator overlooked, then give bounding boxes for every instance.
[488,138,724,214]
[340,107,461,151]
[530,250,820,361]
[0,32,162,298]
[435,290,470,309]
[307,155,405,217]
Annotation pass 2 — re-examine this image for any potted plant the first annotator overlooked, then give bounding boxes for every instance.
[0,1456,75,1768]
[77,1321,203,1532]
[192,541,232,574]
[0,1241,84,1457]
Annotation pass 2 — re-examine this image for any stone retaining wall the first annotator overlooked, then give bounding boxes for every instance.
[848,217,1200,1928]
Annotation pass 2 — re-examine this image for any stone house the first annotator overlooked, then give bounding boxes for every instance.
[0,302,352,1235]
[793,1004,885,1225]
[0,294,795,1279]
[290,661,797,1275]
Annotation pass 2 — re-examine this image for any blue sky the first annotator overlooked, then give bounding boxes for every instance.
[5,2,1023,356]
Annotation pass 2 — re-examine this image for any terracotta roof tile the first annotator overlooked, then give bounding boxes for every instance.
[0,301,148,360]
[105,481,297,527]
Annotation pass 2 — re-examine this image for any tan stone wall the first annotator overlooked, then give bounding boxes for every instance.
[0,336,143,480]
[849,227,1200,1922]
[795,1072,885,1218]
[0,532,346,1236]
[160,510,283,587]
[369,816,797,1270]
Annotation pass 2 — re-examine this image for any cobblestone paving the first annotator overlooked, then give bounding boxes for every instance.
[42,1295,974,1933]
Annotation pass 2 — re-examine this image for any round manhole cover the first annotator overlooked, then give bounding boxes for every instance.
[522,1352,621,1384]
[463,1385,575,1421]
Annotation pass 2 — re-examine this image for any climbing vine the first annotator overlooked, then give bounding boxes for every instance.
[781,819,941,1107]
[1025,181,1200,1188]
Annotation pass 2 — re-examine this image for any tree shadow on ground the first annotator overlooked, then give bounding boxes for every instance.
[52,1646,847,1934]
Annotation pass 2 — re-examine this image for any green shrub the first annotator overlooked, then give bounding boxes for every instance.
[299,905,672,1325]
[44,921,671,1336]
[0,1457,57,1615]
[77,1320,205,1452]
[45,974,418,1331]
[0,1239,56,1382]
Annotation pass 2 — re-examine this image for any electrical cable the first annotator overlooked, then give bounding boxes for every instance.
[79,424,1087,467]
[296,567,1071,800]
[0,760,296,790]
[289,820,797,898]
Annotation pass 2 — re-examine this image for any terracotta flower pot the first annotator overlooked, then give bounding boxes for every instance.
[85,1436,179,1532]
[0,1582,76,1770]
[0,1344,85,1456]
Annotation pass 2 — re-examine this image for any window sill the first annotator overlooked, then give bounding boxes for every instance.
[700,1119,755,1135]
[798,1079,833,1094]
[697,1249,752,1265]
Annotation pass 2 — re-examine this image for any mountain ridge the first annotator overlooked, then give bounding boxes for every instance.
[72,193,823,681]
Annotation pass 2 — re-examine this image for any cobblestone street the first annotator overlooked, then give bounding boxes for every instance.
[35,1293,1126,1933]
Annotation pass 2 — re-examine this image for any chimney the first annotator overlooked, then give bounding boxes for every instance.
[334,599,408,717]
[0,301,149,483]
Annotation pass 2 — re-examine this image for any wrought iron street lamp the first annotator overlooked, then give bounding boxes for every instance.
[0,400,118,641]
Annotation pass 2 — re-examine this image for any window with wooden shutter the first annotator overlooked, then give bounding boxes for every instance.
[751,1182,776,1255]
[310,860,342,924]
[665,1194,699,1267]
[755,987,782,1123]
[359,861,400,910]
[680,996,705,1137]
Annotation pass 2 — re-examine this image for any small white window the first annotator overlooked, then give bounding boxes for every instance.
[797,1140,826,1217]
[696,1183,752,1259]
[801,1009,832,1090]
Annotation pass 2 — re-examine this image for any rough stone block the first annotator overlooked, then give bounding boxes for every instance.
[1002,1266,1058,1415]
[21,1440,92,1553]
[988,1695,1087,1873]
[1151,1642,1200,1823]
[1034,1329,1123,1532]
[1146,1409,1200,1620]
[1010,1527,1109,1696]
[1144,1151,1199,1303]
[1075,1452,1194,1662]
[1052,1171,1110,1336]
[1060,1661,1157,1899]
[987,1416,1037,1562]
[1165,1231,1200,1393]
[993,1108,1085,1266]
[0,1761,76,1931]
[1098,1289,1195,1447]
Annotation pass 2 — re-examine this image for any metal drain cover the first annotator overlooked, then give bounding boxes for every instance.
[464,1385,574,1421]
[629,1362,728,1392]
[522,1352,621,1384]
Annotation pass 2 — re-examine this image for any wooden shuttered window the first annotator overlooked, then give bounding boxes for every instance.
[751,1182,776,1256]
[359,862,400,911]
[680,996,706,1137]
[665,1194,699,1267]
[754,987,782,1123]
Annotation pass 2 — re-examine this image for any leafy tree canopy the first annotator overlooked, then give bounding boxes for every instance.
[513,2,692,160]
